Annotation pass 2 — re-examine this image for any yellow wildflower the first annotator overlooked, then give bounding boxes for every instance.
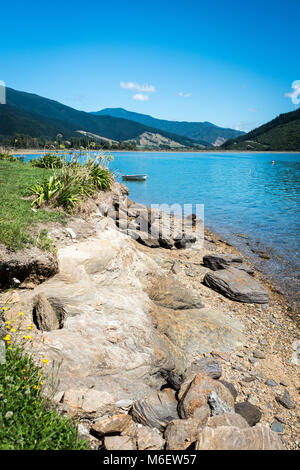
[5,321,11,324]
[5,325,11,329]
[2,307,7,311]
[11,328,16,333]
[42,359,49,365]
[33,385,39,390]
[8,347,12,350]
[3,335,11,341]
[18,312,24,316]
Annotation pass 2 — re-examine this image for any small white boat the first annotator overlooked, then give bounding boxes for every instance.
[122,174,147,181]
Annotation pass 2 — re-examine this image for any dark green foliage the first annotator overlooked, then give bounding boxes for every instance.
[31,153,63,168]
[30,155,113,212]
[222,108,300,151]
[0,342,88,450]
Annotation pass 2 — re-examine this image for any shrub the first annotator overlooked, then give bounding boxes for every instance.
[29,154,113,212]
[31,153,63,169]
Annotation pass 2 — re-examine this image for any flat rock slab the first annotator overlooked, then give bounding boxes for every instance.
[195,423,284,450]
[203,253,243,270]
[203,267,269,304]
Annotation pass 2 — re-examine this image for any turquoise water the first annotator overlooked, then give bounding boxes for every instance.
[23,151,300,307]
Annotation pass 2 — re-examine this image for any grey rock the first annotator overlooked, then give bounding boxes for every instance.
[203,253,243,271]
[203,267,269,304]
[265,379,277,387]
[271,421,284,433]
[208,391,235,416]
[235,401,262,426]
[275,390,296,410]
[32,293,60,331]
[130,390,179,430]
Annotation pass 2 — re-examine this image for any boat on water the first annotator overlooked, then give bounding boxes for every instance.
[122,174,147,181]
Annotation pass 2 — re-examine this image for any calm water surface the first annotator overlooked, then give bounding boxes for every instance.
[24,151,300,308]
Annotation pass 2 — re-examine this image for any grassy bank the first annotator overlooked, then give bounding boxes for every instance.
[0,160,66,251]
[0,154,113,251]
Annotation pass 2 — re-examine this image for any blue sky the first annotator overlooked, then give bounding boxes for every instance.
[1,0,299,131]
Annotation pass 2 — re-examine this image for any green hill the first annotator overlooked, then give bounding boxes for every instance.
[222,108,300,151]
[92,107,244,145]
[0,104,79,139]
[4,88,203,148]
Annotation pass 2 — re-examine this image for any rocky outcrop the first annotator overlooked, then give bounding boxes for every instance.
[203,267,269,303]
[195,423,284,450]
[178,373,235,421]
[101,196,201,250]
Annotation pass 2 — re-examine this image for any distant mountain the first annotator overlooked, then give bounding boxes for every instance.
[222,108,300,151]
[92,107,244,145]
[3,88,204,148]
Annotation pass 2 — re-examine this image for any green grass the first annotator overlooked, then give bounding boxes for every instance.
[0,160,67,251]
[0,340,88,450]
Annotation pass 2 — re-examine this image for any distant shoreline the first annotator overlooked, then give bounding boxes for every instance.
[10,148,300,155]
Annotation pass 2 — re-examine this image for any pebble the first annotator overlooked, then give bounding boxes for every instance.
[276,390,296,410]
[265,379,277,387]
[253,350,266,359]
[271,421,285,433]
[280,381,288,387]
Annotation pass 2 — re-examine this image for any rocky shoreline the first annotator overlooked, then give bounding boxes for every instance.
[0,183,299,450]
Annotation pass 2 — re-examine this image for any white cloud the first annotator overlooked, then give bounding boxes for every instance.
[178,92,192,98]
[120,81,156,93]
[132,93,149,101]
[285,80,300,105]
